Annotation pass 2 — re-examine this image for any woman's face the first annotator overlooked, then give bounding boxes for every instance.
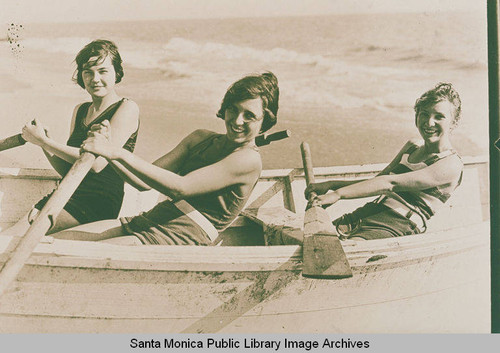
[416,99,455,144]
[224,98,264,145]
[81,56,117,98]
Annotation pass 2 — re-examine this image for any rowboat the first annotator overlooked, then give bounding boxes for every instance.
[0,156,490,333]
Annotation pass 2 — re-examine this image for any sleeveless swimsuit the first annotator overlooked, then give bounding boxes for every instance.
[35,99,139,223]
[120,132,259,245]
[333,141,463,240]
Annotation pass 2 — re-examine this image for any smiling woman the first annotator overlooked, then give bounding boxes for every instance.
[0,39,140,237]
[224,99,264,145]
[50,72,280,246]
[80,57,117,99]
[305,82,464,240]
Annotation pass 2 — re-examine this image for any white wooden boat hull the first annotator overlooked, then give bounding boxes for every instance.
[0,158,490,333]
[0,222,490,333]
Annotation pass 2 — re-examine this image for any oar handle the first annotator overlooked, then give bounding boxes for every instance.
[301,141,318,202]
[0,133,26,152]
[300,142,315,185]
[0,152,96,297]
[255,130,291,147]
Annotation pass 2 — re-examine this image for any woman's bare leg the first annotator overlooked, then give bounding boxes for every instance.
[1,208,81,237]
[8,212,142,245]
[51,219,127,241]
[46,210,81,234]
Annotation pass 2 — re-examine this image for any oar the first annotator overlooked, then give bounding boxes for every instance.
[300,142,352,279]
[0,121,40,152]
[0,152,96,296]
[255,130,291,147]
[0,133,26,152]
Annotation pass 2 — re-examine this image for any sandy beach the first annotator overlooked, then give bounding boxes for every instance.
[0,12,489,171]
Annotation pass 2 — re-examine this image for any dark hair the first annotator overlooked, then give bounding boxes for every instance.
[73,39,124,89]
[216,72,279,133]
[414,82,462,128]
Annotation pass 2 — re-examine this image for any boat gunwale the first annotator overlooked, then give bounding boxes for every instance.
[0,157,490,273]
[0,155,488,180]
[0,221,489,274]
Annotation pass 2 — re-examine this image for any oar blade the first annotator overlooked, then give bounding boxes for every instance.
[300,141,352,279]
[302,233,353,278]
[302,205,353,278]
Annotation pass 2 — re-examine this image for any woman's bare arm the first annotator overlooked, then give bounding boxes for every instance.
[305,140,417,199]
[314,154,463,206]
[24,100,139,174]
[113,145,261,200]
[93,129,211,191]
[82,129,259,198]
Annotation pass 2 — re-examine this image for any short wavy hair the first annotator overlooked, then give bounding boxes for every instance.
[414,82,462,128]
[217,72,279,133]
[73,39,124,89]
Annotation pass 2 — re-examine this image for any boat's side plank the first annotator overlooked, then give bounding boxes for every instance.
[0,160,491,334]
[0,238,489,333]
[0,223,489,333]
[0,222,488,275]
[0,158,489,232]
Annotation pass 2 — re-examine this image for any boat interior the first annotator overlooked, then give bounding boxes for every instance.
[0,157,491,333]
[0,155,490,247]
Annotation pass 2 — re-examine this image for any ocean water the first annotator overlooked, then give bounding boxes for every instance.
[2,11,489,168]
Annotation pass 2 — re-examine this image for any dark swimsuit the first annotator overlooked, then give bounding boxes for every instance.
[35,99,138,223]
[333,142,463,240]
[121,132,259,245]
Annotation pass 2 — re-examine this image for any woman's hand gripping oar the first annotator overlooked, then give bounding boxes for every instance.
[0,151,96,297]
[0,120,53,152]
[300,142,352,279]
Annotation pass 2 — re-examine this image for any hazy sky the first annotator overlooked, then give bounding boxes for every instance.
[1,0,485,24]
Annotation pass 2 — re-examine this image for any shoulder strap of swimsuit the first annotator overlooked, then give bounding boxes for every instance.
[404,142,420,156]
[82,98,125,127]
[423,149,456,166]
[75,102,92,127]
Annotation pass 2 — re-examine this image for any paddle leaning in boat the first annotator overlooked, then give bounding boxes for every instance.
[0,136,489,333]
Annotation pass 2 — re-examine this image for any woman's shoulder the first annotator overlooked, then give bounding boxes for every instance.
[433,150,463,171]
[181,129,219,149]
[186,129,219,141]
[404,138,424,150]
[117,98,139,114]
[428,152,463,184]
[109,98,140,129]
[73,101,91,114]
[190,129,218,138]
[120,98,138,107]
[390,139,422,161]
[228,146,262,172]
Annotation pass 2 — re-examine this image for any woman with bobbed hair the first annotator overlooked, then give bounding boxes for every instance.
[51,72,280,245]
[1,39,140,236]
[305,83,464,240]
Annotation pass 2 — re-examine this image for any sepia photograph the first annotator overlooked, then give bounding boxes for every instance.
[0,0,495,339]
